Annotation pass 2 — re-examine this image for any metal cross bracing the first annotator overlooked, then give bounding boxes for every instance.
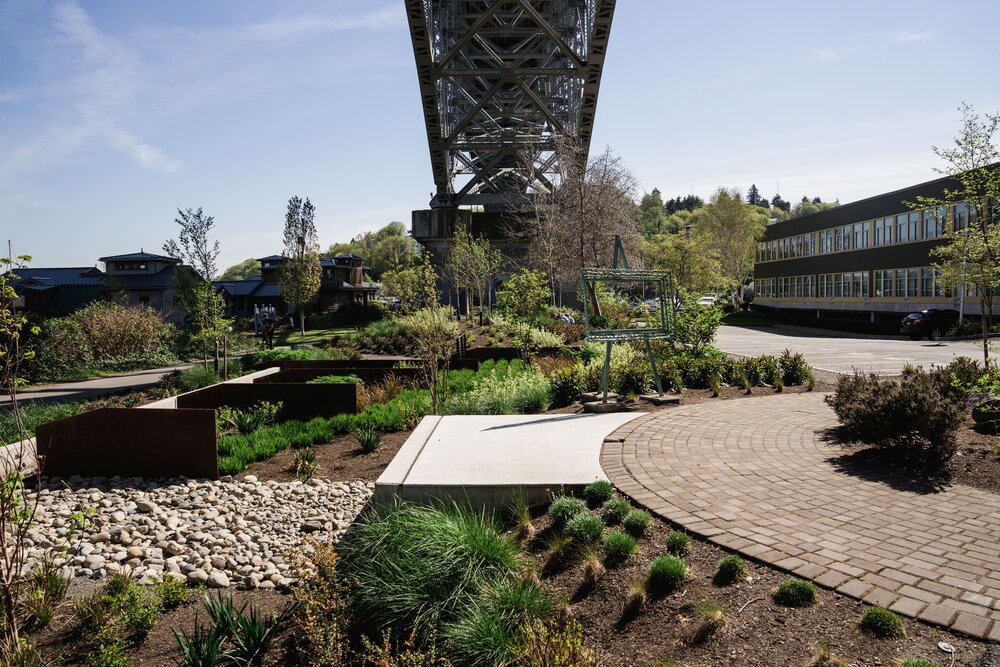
[406,0,616,210]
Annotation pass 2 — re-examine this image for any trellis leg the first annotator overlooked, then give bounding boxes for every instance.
[645,337,664,396]
[601,341,612,403]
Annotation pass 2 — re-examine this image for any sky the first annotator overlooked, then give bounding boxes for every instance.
[1,0,998,272]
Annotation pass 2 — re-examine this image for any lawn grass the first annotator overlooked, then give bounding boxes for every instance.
[275,326,357,346]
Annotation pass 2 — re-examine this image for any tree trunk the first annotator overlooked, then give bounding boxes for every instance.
[982,298,991,369]
[299,309,306,336]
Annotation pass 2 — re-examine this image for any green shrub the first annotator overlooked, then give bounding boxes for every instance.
[611,359,651,395]
[900,659,938,667]
[647,555,688,597]
[446,365,551,415]
[547,496,587,527]
[665,531,691,556]
[496,270,553,318]
[165,365,220,394]
[71,301,177,363]
[340,501,532,651]
[75,589,111,633]
[549,365,585,407]
[173,619,227,667]
[712,555,747,585]
[859,606,905,638]
[778,349,812,385]
[582,480,615,508]
[772,578,818,607]
[564,513,604,545]
[602,530,636,566]
[113,583,162,637]
[250,347,351,365]
[622,510,653,538]
[216,400,282,435]
[26,316,94,382]
[601,498,631,526]
[825,367,967,471]
[155,576,188,609]
[86,625,129,667]
[358,318,412,354]
[0,401,84,443]
[307,374,362,385]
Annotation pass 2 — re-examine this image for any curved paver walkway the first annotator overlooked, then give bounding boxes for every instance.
[601,393,1000,641]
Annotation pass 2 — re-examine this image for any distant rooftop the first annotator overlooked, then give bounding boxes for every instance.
[99,251,178,262]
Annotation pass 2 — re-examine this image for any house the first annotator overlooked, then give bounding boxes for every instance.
[5,251,198,326]
[100,251,198,325]
[214,254,379,320]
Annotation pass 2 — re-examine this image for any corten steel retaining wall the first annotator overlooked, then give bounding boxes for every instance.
[35,408,218,479]
[253,367,423,385]
[175,382,357,421]
[251,358,419,371]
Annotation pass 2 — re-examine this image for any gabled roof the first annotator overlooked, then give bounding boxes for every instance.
[4,267,106,288]
[257,255,285,262]
[99,251,178,262]
[213,277,264,296]
[334,253,366,261]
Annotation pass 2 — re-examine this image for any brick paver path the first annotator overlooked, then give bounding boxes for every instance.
[601,393,1000,640]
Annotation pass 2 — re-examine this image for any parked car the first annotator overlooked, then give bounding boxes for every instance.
[696,294,718,308]
[899,309,959,341]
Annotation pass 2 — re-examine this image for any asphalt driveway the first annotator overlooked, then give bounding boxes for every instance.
[716,324,987,375]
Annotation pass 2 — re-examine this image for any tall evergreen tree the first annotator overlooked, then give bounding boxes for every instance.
[747,184,762,207]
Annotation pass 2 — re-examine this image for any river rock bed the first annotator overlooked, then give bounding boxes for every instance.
[23,475,373,590]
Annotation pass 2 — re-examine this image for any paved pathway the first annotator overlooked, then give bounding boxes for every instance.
[0,363,194,408]
[716,324,986,375]
[601,393,1000,640]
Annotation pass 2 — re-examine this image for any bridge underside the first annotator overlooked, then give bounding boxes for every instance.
[406,0,616,213]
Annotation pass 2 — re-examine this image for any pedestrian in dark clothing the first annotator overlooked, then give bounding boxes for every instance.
[260,315,275,349]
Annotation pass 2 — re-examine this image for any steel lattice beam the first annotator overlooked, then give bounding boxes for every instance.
[406,0,616,210]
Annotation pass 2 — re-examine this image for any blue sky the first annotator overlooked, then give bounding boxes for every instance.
[1,1,998,271]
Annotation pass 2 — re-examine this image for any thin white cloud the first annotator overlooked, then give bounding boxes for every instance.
[892,30,932,43]
[811,48,842,62]
[234,7,405,43]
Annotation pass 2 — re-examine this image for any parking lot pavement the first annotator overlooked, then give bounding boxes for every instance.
[715,325,986,375]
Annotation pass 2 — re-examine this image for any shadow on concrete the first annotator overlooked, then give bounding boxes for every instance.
[819,426,951,494]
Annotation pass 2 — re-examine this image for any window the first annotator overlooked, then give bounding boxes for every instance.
[895,214,908,243]
[907,269,919,297]
[875,217,893,246]
[907,212,919,241]
[922,207,946,240]
[954,202,969,231]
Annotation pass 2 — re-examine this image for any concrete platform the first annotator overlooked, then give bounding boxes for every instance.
[374,412,644,510]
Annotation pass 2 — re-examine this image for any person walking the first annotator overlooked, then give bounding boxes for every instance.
[260,314,275,349]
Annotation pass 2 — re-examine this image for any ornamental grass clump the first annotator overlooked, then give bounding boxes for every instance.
[602,530,636,567]
[622,509,652,537]
[564,513,604,546]
[665,531,691,556]
[859,606,905,638]
[684,599,726,645]
[582,480,615,508]
[712,555,747,586]
[601,498,630,525]
[547,496,587,527]
[341,501,540,657]
[772,577,818,607]
[646,555,688,598]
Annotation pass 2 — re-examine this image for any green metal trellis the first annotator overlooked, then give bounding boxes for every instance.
[581,235,675,403]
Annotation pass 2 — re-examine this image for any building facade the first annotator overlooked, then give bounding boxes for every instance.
[213,254,379,321]
[753,173,997,332]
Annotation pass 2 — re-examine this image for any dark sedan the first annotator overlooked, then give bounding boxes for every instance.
[900,309,959,341]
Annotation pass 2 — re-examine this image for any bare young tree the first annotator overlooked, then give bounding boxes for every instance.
[163,207,220,281]
[516,138,640,302]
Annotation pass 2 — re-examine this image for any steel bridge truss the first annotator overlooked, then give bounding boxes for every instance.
[406,0,616,209]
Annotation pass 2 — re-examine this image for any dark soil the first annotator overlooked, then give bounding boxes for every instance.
[32,585,292,666]
[237,430,408,483]
[530,512,989,667]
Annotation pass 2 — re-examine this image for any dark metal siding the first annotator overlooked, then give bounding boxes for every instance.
[755,240,946,278]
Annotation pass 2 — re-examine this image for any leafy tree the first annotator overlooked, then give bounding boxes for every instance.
[402,306,458,413]
[187,281,232,366]
[444,222,502,317]
[636,189,674,236]
[218,258,261,281]
[163,207,220,280]
[642,229,722,295]
[791,198,840,218]
[913,103,1000,368]
[380,265,423,313]
[497,270,552,318]
[770,194,791,212]
[696,188,768,303]
[278,196,322,335]
[325,221,419,277]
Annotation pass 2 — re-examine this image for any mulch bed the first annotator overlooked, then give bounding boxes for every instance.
[530,512,990,667]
